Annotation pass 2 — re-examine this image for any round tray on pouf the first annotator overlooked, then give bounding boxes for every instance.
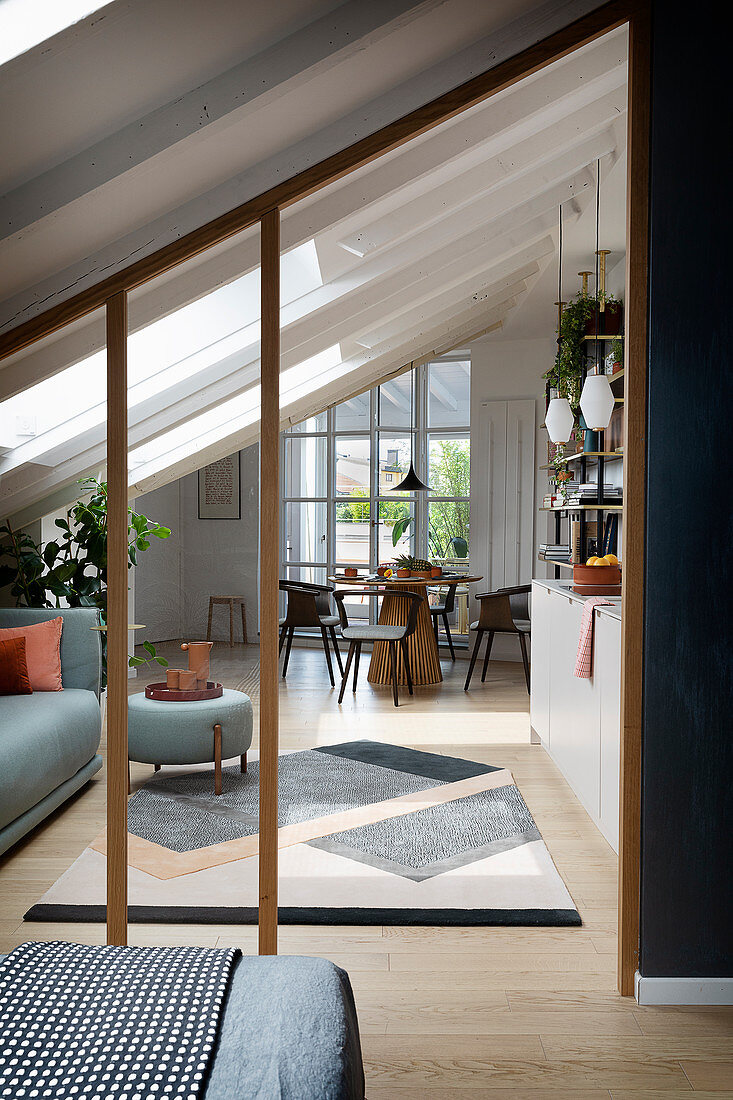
[145,681,224,702]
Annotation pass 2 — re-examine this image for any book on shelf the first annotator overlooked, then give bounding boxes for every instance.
[539,543,571,561]
[571,519,581,563]
[601,513,619,556]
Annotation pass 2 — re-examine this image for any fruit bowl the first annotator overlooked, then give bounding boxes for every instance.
[573,562,621,586]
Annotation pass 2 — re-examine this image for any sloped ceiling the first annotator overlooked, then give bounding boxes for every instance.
[0,0,627,523]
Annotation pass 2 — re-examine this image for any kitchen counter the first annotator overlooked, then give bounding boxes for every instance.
[530,579,621,852]
[533,578,622,620]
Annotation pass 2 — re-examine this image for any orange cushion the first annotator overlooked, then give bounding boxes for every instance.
[0,636,33,695]
[0,617,63,691]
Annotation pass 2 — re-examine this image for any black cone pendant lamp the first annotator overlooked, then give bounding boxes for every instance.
[392,365,431,492]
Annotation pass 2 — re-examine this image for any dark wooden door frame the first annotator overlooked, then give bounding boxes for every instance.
[0,0,650,994]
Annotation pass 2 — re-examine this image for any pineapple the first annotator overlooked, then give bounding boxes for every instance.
[412,558,431,572]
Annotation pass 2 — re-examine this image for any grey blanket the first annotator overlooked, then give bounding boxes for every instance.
[204,954,365,1099]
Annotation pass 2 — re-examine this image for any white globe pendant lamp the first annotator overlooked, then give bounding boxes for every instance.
[545,396,575,444]
[579,373,615,431]
[578,158,616,435]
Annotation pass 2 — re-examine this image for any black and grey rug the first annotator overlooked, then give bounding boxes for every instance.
[26,741,580,926]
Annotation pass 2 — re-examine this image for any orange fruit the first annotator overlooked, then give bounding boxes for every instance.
[602,553,619,565]
[586,556,601,566]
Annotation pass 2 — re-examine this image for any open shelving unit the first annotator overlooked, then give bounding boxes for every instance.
[540,333,625,578]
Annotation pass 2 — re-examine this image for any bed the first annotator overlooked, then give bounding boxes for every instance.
[0,948,365,1100]
[204,954,365,1099]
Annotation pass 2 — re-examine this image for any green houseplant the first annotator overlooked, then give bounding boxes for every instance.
[0,477,171,684]
[544,292,623,410]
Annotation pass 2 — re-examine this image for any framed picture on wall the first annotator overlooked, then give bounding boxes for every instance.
[198,453,241,520]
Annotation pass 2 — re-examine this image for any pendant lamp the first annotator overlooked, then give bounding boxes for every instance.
[546,203,574,445]
[545,397,575,444]
[579,373,615,431]
[392,367,431,492]
[579,159,614,431]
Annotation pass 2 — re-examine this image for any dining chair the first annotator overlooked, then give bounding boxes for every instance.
[464,584,531,692]
[429,581,457,660]
[278,580,343,686]
[333,589,422,707]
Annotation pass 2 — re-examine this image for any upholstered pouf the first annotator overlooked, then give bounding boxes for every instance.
[127,688,253,795]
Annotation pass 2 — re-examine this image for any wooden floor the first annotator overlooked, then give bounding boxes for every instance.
[1,641,731,1096]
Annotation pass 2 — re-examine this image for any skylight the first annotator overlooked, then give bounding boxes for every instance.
[0,0,107,67]
[0,240,324,470]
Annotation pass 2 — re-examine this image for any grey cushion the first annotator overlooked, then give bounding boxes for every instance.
[0,689,102,830]
[342,624,406,641]
[0,607,102,696]
[128,688,253,765]
[205,955,364,1099]
[319,615,340,628]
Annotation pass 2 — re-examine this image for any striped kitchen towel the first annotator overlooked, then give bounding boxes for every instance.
[574,597,614,678]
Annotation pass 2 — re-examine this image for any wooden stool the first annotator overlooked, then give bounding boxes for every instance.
[207,596,247,647]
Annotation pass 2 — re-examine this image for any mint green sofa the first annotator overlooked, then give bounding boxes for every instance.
[0,608,103,856]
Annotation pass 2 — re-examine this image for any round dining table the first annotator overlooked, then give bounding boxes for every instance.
[328,574,483,686]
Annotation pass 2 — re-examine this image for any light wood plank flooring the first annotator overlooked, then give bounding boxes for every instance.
[1,641,731,1096]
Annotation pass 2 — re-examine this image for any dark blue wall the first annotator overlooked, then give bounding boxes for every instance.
[641,1,733,976]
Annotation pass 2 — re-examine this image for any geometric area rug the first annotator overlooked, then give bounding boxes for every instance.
[25,741,580,926]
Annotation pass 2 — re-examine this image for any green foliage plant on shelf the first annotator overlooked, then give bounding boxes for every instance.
[610,337,624,369]
[544,292,622,410]
[0,477,171,685]
[549,443,574,504]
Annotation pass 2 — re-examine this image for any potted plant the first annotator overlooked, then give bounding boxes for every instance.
[585,293,623,336]
[610,337,624,373]
[430,565,442,579]
[393,554,415,578]
[344,566,358,578]
[544,292,624,412]
[0,477,171,689]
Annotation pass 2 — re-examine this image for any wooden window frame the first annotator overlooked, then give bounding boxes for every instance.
[1,0,649,994]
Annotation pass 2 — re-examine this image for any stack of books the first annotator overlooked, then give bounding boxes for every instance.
[564,482,622,506]
[539,543,571,562]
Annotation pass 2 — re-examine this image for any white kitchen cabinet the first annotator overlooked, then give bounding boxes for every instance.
[530,581,621,853]
[529,582,552,744]
[596,610,621,850]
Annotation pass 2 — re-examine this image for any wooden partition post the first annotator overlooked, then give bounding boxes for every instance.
[618,0,650,996]
[106,292,129,946]
[259,209,280,955]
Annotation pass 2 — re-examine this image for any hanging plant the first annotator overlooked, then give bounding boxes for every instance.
[544,292,623,411]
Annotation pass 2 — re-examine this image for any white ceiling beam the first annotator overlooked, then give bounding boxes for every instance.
[428,374,458,412]
[0,0,427,245]
[1,285,516,519]
[128,296,516,495]
[334,92,624,259]
[0,51,623,400]
[0,250,538,487]
[0,10,622,333]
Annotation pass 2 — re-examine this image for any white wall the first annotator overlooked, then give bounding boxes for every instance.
[468,333,553,660]
[134,443,259,645]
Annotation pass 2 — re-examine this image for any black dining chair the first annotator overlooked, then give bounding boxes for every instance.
[279,580,343,686]
[333,589,422,707]
[464,584,531,692]
[429,581,458,660]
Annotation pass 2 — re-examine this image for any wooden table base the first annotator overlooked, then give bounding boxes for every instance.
[368,583,442,686]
